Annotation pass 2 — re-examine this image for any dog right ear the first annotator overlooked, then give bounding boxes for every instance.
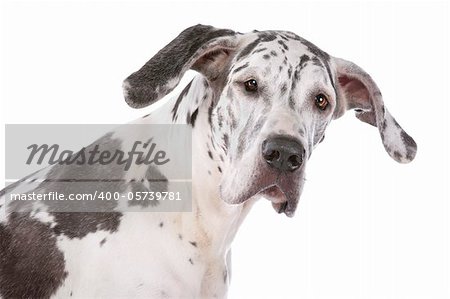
[123,24,239,108]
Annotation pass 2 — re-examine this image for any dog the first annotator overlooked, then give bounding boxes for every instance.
[0,24,417,298]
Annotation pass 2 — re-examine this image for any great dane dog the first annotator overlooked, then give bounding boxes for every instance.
[0,24,416,298]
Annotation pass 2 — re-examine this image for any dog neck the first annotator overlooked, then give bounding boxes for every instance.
[142,75,255,257]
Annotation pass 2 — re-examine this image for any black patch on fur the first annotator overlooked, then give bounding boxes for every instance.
[223,134,229,151]
[100,238,107,246]
[128,166,168,208]
[280,83,288,95]
[207,100,214,125]
[172,79,193,121]
[236,38,261,61]
[0,169,42,198]
[298,36,330,62]
[189,241,197,247]
[252,47,267,54]
[188,258,194,265]
[278,40,289,50]
[233,62,249,74]
[263,54,270,60]
[187,108,199,127]
[0,214,68,298]
[159,222,164,228]
[124,25,236,108]
[299,54,310,68]
[217,166,222,173]
[400,130,417,160]
[258,32,277,42]
[289,94,296,109]
[311,56,322,67]
[208,150,213,159]
[287,66,293,78]
[51,213,122,239]
[14,134,127,239]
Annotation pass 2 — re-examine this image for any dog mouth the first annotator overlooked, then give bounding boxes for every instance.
[219,164,305,217]
[259,185,289,213]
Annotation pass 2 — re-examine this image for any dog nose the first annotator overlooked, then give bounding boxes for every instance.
[262,136,305,172]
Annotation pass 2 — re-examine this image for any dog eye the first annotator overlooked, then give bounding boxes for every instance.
[314,94,329,110]
[244,79,258,92]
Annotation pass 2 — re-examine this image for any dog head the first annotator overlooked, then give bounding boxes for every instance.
[123,24,417,217]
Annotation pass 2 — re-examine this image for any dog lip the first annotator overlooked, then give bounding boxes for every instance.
[278,201,288,213]
[260,185,287,203]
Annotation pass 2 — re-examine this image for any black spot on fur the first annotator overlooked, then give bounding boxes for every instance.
[208,100,214,125]
[187,108,199,127]
[299,37,330,62]
[236,38,261,61]
[400,130,417,160]
[299,54,310,69]
[0,214,68,298]
[258,32,277,42]
[188,258,194,265]
[189,241,197,247]
[178,234,183,240]
[263,54,270,60]
[223,134,229,151]
[287,66,293,78]
[172,80,193,121]
[280,83,288,95]
[270,50,278,57]
[252,47,267,54]
[100,238,106,246]
[232,62,249,74]
[128,166,168,208]
[217,166,222,173]
[51,213,123,239]
[289,94,296,109]
[311,56,322,67]
[278,40,289,50]
[0,169,42,198]
[159,222,164,228]
[208,150,213,159]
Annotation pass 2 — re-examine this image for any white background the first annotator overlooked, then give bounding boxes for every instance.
[0,1,449,298]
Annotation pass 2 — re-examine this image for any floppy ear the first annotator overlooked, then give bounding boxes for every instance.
[332,57,417,163]
[123,24,238,108]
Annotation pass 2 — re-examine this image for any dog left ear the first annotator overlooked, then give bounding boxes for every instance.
[123,24,239,109]
[331,57,417,163]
